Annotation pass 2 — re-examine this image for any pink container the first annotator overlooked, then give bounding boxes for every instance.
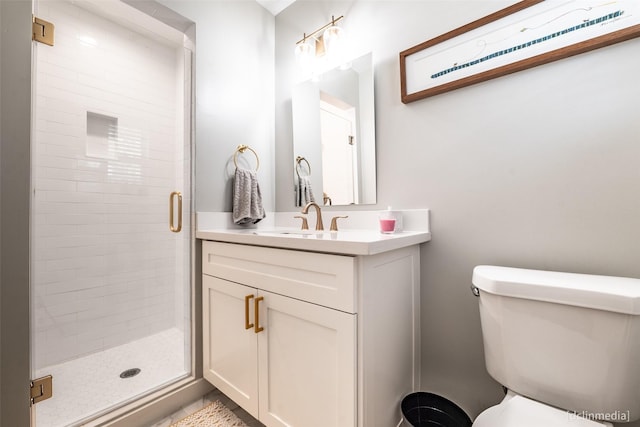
[379,207,402,234]
[379,218,396,234]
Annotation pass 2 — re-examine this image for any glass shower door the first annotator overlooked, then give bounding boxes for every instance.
[30,0,193,425]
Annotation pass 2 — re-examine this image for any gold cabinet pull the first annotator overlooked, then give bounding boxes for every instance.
[254,296,264,333]
[169,191,182,233]
[244,294,254,330]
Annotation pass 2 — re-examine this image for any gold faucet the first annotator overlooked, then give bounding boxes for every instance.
[294,215,309,230]
[301,202,324,231]
[330,215,348,232]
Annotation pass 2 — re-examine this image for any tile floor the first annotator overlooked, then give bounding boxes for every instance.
[148,388,264,427]
[34,328,188,427]
[32,326,261,427]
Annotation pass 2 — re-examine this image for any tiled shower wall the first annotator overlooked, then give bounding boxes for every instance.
[33,0,189,369]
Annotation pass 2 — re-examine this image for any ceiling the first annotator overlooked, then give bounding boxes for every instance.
[255,0,296,15]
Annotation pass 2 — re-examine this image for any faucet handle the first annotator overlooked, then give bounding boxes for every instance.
[329,215,349,232]
[294,215,309,230]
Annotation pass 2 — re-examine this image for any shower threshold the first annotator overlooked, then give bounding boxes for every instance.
[33,328,188,427]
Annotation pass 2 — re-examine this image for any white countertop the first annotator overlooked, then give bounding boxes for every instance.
[196,209,431,255]
[196,228,431,256]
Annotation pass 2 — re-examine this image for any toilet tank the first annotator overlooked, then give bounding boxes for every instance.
[472,266,640,423]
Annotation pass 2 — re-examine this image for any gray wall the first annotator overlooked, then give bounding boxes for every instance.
[275,1,640,424]
[158,0,276,214]
[1,0,33,424]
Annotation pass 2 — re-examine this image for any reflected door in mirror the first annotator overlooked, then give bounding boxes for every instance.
[320,95,358,205]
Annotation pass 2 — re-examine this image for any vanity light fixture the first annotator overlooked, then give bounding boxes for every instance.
[294,15,345,70]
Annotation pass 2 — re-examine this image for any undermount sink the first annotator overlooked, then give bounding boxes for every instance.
[253,229,327,236]
[251,229,343,241]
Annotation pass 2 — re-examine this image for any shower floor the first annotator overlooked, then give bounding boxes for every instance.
[34,328,188,427]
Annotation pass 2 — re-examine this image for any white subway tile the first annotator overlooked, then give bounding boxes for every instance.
[34,0,187,368]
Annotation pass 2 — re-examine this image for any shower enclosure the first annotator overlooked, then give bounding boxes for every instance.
[30,0,193,425]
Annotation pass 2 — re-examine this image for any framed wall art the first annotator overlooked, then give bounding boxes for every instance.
[400,0,640,103]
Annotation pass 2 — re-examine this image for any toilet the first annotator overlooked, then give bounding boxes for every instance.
[471,265,640,427]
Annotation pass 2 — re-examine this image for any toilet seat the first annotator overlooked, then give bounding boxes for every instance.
[473,392,612,427]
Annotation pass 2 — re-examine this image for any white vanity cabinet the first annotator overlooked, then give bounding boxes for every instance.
[202,239,421,427]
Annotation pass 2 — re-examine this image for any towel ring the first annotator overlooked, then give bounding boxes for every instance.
[295,156,311,178]
[234,145,260,171]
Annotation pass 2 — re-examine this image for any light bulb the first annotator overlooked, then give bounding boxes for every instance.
[322,24,344,57]
[294,38,316,71]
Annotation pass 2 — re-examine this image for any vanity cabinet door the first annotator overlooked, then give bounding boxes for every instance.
[203,275,259,419]
[257,289,356,427]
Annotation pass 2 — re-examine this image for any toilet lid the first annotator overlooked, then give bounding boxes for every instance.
[473,394,610,427]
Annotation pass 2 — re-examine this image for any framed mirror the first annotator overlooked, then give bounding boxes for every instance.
[292,52,376,206]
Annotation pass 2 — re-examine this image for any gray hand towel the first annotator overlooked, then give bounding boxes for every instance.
[233,168,266,225]
[296,175,315,207]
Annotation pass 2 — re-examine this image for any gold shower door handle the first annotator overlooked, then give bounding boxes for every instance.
[245,294,254,330]
[169,191,182,233]
[254,296,264,333]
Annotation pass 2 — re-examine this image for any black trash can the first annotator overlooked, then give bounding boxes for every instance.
[401,392,472,427]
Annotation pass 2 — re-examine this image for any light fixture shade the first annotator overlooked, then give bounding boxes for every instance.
[295,15,346,72]
[294,38,316,70]
[322,24,344,57]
